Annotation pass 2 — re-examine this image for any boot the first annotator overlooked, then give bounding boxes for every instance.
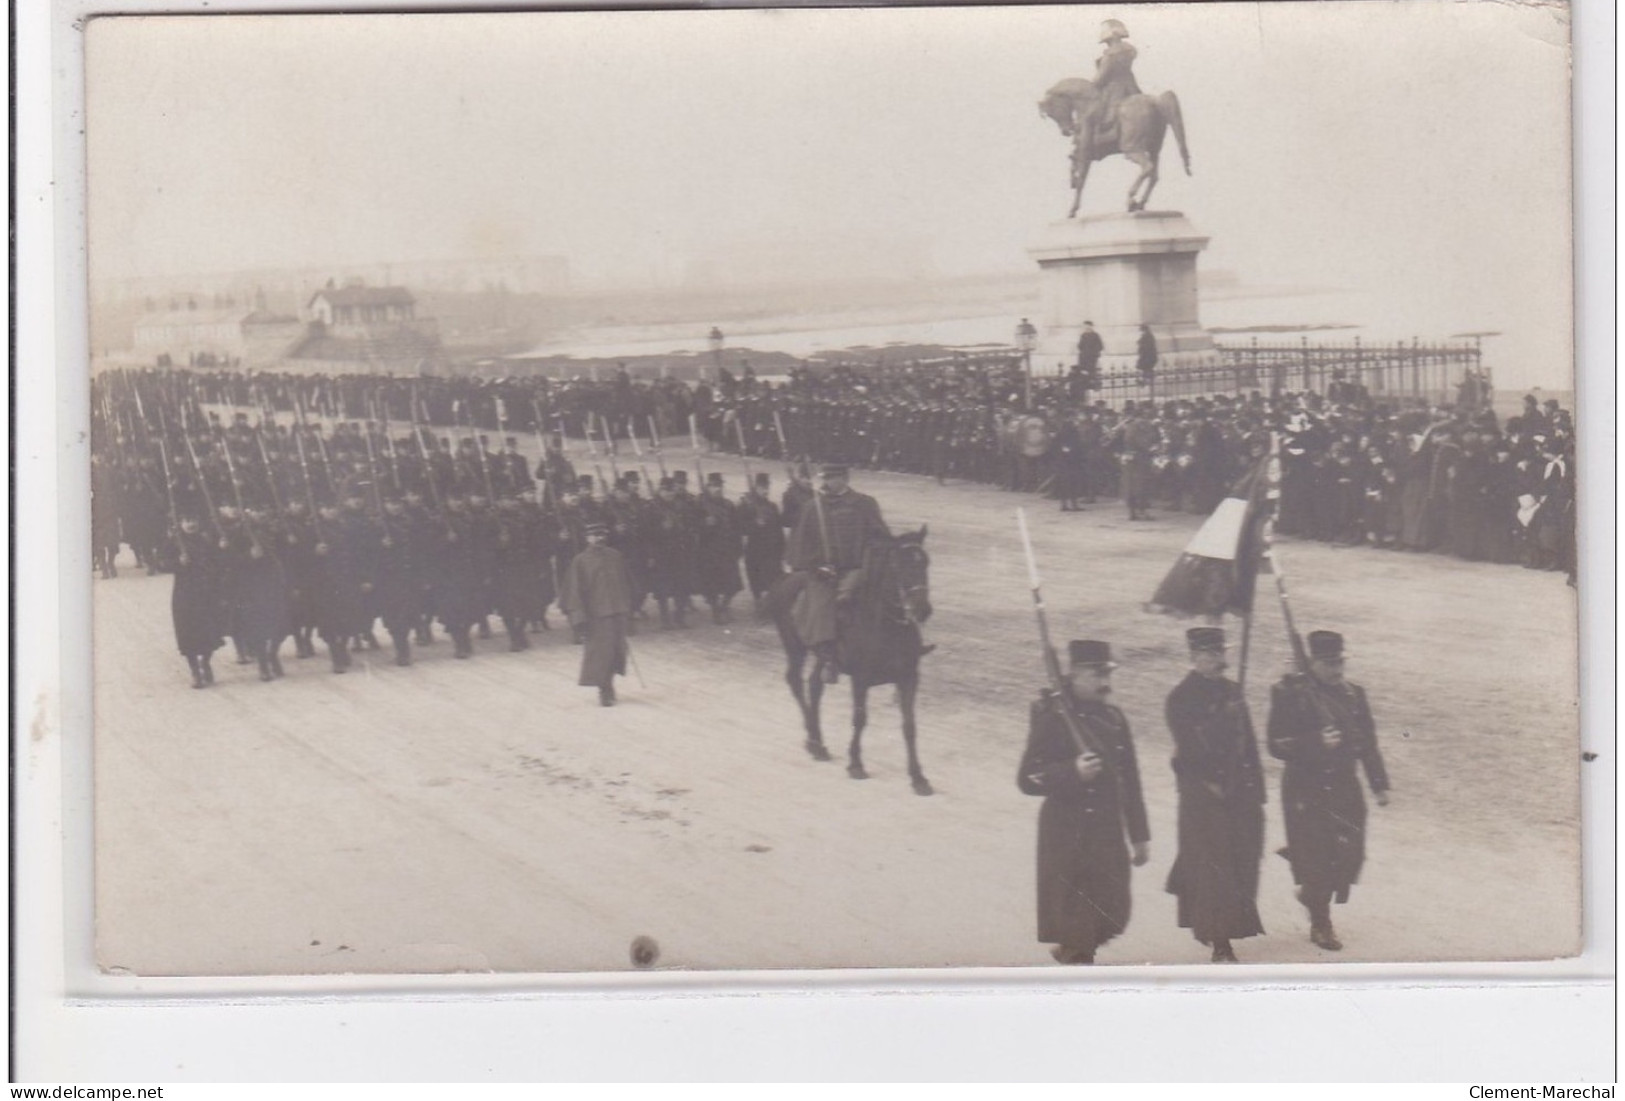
[187,656,206,689]
[477,618,492,641]
[258,653,275,682]
[329,641,350,674]
[235,641,253,665]
[201,656,215,685]
[269,650,284,679]
[718,599,733,625]
[506,619,529,652]
[536,610,551,632]
[453,631,472,659]
[658,604,672,630]
[1309,923,1342,951]
[393,634,412,667]
[363,630,380,651]
[598,683,616,707]
[1211,939,1238,963]
[415,621,433,645]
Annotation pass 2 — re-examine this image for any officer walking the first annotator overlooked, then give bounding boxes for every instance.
[1266,630,1391,951]
[1017,640,1151,965]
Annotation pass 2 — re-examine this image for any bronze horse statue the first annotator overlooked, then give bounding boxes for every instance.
[767,527,934,795]
[1039,78,1192,217]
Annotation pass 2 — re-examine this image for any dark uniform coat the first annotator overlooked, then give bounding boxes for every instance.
[1017,691,1151,952]
[169,528,225,657]
[1266,673,1390,903]
[561,543,633,688]
[1164,672,1266,944]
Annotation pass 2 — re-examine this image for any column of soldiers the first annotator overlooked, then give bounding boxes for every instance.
[99,362,1577,581]
[91,389,812,694]
[1019,625,1389,966]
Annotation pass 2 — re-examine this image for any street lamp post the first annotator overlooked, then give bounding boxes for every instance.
[1015,318,1039,410]
[707,326,724,383]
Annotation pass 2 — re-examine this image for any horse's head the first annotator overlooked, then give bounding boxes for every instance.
[891,525,932,625]
[1039,79,1092,139]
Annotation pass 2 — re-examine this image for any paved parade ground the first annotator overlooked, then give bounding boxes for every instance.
[93,447,1583,976]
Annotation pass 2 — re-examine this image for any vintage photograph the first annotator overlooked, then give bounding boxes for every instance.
[84,1,1580,977]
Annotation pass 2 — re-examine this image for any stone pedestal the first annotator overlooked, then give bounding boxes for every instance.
[1027,210,1217,376]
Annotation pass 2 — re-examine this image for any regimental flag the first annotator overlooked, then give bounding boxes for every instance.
[1147,450,1275,618]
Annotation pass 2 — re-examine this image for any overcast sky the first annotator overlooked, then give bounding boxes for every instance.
[86,1,1573,383]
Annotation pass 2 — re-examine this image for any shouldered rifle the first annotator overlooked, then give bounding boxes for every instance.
[1015,507,1112,770]
[183,431,224,541]
[219,438,262,552]
[601,415,622,484]
[458,399,496,500]
[772,409,794,477]
[648,415,668,480]
[157,438,179,534]
[734,414,755,485]
[255,427,284,514]
[365,430,386,515]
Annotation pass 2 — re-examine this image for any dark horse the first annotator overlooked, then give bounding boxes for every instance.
[768,527,934,795]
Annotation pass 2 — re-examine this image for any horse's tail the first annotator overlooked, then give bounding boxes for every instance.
[1158,90,1192,175]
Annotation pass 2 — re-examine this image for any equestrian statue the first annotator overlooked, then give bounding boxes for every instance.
[1039,19,1193,218]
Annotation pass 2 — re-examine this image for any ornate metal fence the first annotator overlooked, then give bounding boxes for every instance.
[1095,336,1486,406]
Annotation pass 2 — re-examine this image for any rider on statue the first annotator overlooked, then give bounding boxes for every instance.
[1090,20,1141,148]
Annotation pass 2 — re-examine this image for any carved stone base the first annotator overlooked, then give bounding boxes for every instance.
[1027,210,1217,377]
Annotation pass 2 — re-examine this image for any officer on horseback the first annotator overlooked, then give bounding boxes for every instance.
[788,463,924,683]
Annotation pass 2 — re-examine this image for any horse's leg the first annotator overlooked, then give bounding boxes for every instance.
[782,628,831,761]
[1125,150,1155,212]
[898,672,932,796]
[847,681,870,780]
[807,660,829,760]
[1067,129,1093,218]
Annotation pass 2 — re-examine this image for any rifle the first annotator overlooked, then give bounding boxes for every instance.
[219,437,261,553]
[255,426,285,514]
[1015,506,1114,773]
[689,412,701,454]
[157,438,179,534]
[734,414,755,486]
[468,404,496,501]
[773,409,794,477]
[183,431,225,541]
[648,415,669,480]
[601,414,622,484]
[593,462,610,495]
[365,430,386,515]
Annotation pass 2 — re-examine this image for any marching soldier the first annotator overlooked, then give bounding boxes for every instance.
[1017,640,1151,965]
[168,512,225,688]
[644,476,697,629]
[739,472,787,612]
[561,521,634,707]
[1164,627,1265,963]
[1267,630,1391,951]
[372,490,423,666]
[694,472,744,624]
[779,463,815,535]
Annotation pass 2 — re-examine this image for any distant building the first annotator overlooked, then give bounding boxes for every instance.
[308,283,419,332]
[131,304,304,368]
